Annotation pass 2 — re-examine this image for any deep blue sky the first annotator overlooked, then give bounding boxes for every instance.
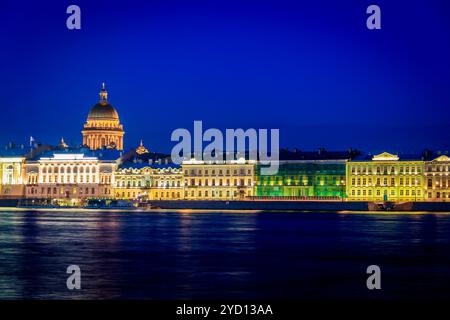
[1,0,449,154]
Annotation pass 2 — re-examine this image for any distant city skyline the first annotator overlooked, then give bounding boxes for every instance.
[1,0,449,153]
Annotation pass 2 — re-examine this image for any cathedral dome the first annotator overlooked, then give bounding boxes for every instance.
[87,101,119,121]
[82,83,125,151]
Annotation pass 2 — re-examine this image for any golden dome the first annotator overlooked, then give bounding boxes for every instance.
[86,83,120,121]
[87,101,119,121]
[82,83,125,150]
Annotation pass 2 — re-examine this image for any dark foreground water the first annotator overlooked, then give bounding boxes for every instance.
[1,209,450,300]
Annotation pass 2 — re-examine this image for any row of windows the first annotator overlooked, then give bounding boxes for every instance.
[116,180,147,188]
[184,168,252,176]
[350,166,421,175]
[39,174,99,184]
[426,165,450,172]
[116,191,183,199]
[115,180,182,188]
[186,178,252,187]
[350,189,422,197]
[154,192,181,199]
[351,177,421,187]
[27,186,105,195]
[259,176,344,185]
[427,178,449,188]
[185,189,246,198]
[428,192,450,199]
[41,166,98,174]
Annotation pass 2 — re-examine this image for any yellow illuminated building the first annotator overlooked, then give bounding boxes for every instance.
[346,152,425,202]
[114,163,183,200]
[114,140,183,201]
[82,83,124,150]
[114,166,152,200]
[424,154,450,201]
[0,157,26,198]
[150,166,184,200]
[182,159,255,200]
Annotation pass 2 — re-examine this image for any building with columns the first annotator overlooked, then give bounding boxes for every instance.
[82,83,124,150]
[0,147,27,199]
[24,148,119,204]
[182,158,255,200]
[114,141,183,201]
[424,154,450,201]
[114,162,183,201]
[346,152,425,202]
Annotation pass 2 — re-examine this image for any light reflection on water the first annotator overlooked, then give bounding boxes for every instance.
[0,210,450,300]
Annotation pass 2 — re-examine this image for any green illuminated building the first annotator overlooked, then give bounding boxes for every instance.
[254,150,356,199]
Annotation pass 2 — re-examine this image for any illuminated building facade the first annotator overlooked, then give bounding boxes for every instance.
[114,166,152,200]
[182,159,255,200]
[0,155,26,199]
[346,152,425,202]
[254,150,351,199]
[114,140,183,200]
[150,165,183,200]
[424,154,450,201]
[114,163,183,200]
[82,83,124,150]
[3,84,450,205]
[255,161,346,199]
[24,150,118,204]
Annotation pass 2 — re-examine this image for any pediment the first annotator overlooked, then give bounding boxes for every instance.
[372,152,399,161]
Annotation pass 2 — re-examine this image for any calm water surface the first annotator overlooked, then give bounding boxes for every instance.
[1,209,450,300]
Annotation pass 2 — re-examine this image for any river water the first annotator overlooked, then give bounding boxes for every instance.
[0,209,449,300]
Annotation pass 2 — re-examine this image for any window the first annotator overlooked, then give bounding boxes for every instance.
[5,165,14,184]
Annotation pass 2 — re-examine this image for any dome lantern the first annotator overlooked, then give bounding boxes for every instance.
[99,82,108,102]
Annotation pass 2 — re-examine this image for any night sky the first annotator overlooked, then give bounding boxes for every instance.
[1,0,449,154]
